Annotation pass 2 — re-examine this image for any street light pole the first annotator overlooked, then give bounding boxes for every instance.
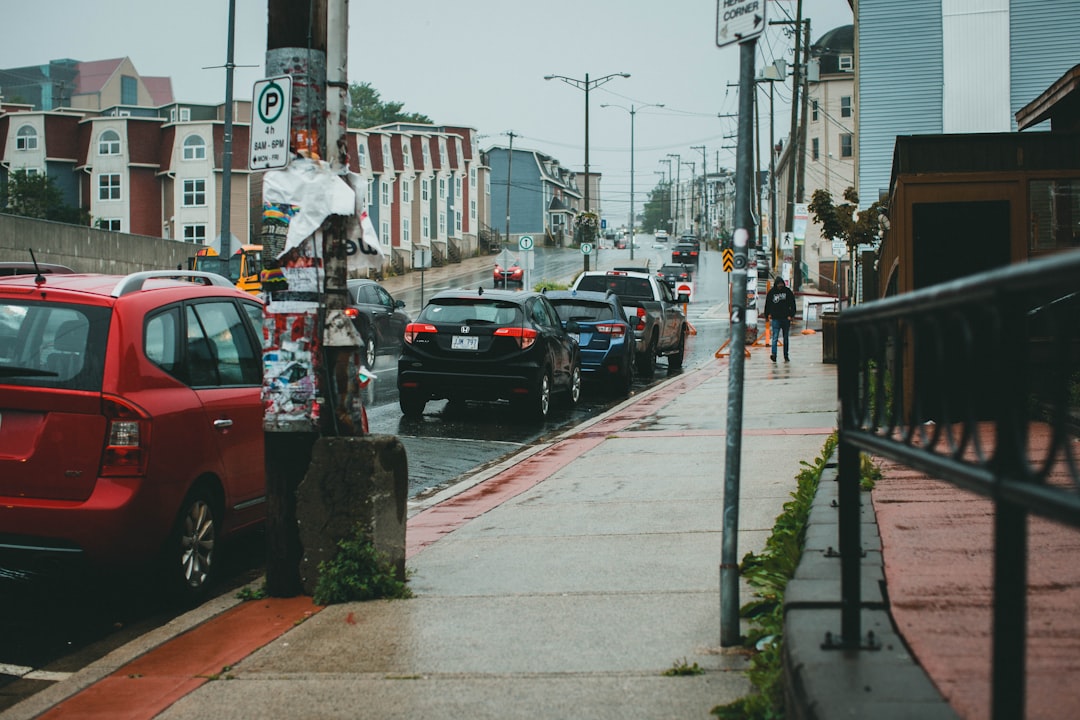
[602,102,663,262]
[545,72,630,272]
[658,158,673,235]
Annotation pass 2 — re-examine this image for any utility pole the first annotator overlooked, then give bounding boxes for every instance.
[262,0,362,597]
[667,153,681,235]
[782,0,804,238]
[682,161,696,236]
[504,131,516,248]
[659,157,673,235]
[691,144,708,244]
[545,72,630,272]
[219,0,236,254]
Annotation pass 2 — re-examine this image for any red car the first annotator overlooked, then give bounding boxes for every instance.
[0,270,266,598]
[494,261,524,287]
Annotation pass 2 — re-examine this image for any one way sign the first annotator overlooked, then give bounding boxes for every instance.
[716,0,766,48]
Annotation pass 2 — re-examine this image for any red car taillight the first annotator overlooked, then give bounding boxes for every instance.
[100,396,150,477]
[405,322,437,343]
[343,307,359,319]
[634,307,647,331]
[494,326,538,349]
[595,323,626,338]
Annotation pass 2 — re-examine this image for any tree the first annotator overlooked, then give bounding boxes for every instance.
[641,182,672,234]
[347,82,432,128]
[2,169,89,225]
[807,186,887,255]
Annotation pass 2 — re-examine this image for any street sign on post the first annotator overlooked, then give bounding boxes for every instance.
[250,76,292,170]
[715,0,765,48]
[518,235,534,251]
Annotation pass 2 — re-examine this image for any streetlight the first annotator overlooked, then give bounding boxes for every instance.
[545,72,631,270]
[601,102,664,261]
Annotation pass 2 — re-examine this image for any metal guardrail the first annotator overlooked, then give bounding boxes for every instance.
[834,249,1080,720]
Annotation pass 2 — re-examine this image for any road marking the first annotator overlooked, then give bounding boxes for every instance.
[1,663,72,682]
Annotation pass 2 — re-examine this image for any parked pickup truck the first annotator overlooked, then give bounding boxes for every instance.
[570,269,688,377]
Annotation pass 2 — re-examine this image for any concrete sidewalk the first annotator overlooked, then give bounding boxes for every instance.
[11,329,845,720]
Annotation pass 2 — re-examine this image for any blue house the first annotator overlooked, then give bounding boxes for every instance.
[485,145,581,245]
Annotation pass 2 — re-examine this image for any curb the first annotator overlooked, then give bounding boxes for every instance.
[782,461,960,719]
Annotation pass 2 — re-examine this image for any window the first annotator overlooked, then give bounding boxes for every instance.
[455,210,462,233]
[811,138,820,161]
[99,173,121,201]
[381,180,390,206]
[183,135,206,160]
[179,107,191,122]
[439,211,446,235]
[439,143,447,166]
[839,55,853,71]
[455,177,462,197]
[98,130,121,156]
[381,220,390,242]
[183,224,207,244]
[367,179,374,206]
[182,301,261,387]
[402,181,411,203]
[402,145,411,167]
[470,198,476,218]
[358,143,367,168]
[100,218,122,232]
[121,75,138,106]
[403,218,411,243]
[422,215,430,238]
[382,139,391,164]
[421,178,430,202]
[439,177,446,200]
[840,96,852,118]
[1028,179,1080,251]
[422,143,430,167]
[840,133,853,158]
[16,125,38,151]
[811,100,819,121]
[470,167,477,188]
[183,179,207,207]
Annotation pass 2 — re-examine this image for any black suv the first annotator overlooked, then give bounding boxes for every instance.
[672,241,700,265]
[397,289,581,420]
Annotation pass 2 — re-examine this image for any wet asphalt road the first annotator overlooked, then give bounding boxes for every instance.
[0,245,735,713]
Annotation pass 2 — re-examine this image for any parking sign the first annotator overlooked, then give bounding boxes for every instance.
[250,76,292,170]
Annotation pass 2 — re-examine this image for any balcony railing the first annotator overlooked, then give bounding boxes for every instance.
[835,248,1080,719]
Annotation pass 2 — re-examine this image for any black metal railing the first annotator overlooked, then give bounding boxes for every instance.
[835,249,1080,720]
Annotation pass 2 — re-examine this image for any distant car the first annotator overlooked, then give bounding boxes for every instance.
[494,260,524,287]
[345,279,411,368]
[398,288,581,420]
[656,264,694,291]
[0,269,267,599]
[672,242,700,265]
[0,261,76,276]
[545,290,635,397]
[655,230,670,242]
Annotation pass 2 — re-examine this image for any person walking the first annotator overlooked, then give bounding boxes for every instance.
[764,276,796,362]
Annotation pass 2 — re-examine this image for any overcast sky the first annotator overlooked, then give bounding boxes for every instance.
[3,0,853,224]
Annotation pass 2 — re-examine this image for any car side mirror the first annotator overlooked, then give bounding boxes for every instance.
[395,299,406,309]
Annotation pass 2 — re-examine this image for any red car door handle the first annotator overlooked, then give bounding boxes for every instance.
[213,418,234,430]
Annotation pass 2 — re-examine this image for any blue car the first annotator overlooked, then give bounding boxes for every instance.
[545,290,635,397]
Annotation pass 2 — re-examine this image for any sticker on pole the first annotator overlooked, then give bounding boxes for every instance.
[250,76,292,170]
[716,0,766,48]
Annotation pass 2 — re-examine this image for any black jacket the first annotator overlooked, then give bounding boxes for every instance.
[764,283,796,320]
